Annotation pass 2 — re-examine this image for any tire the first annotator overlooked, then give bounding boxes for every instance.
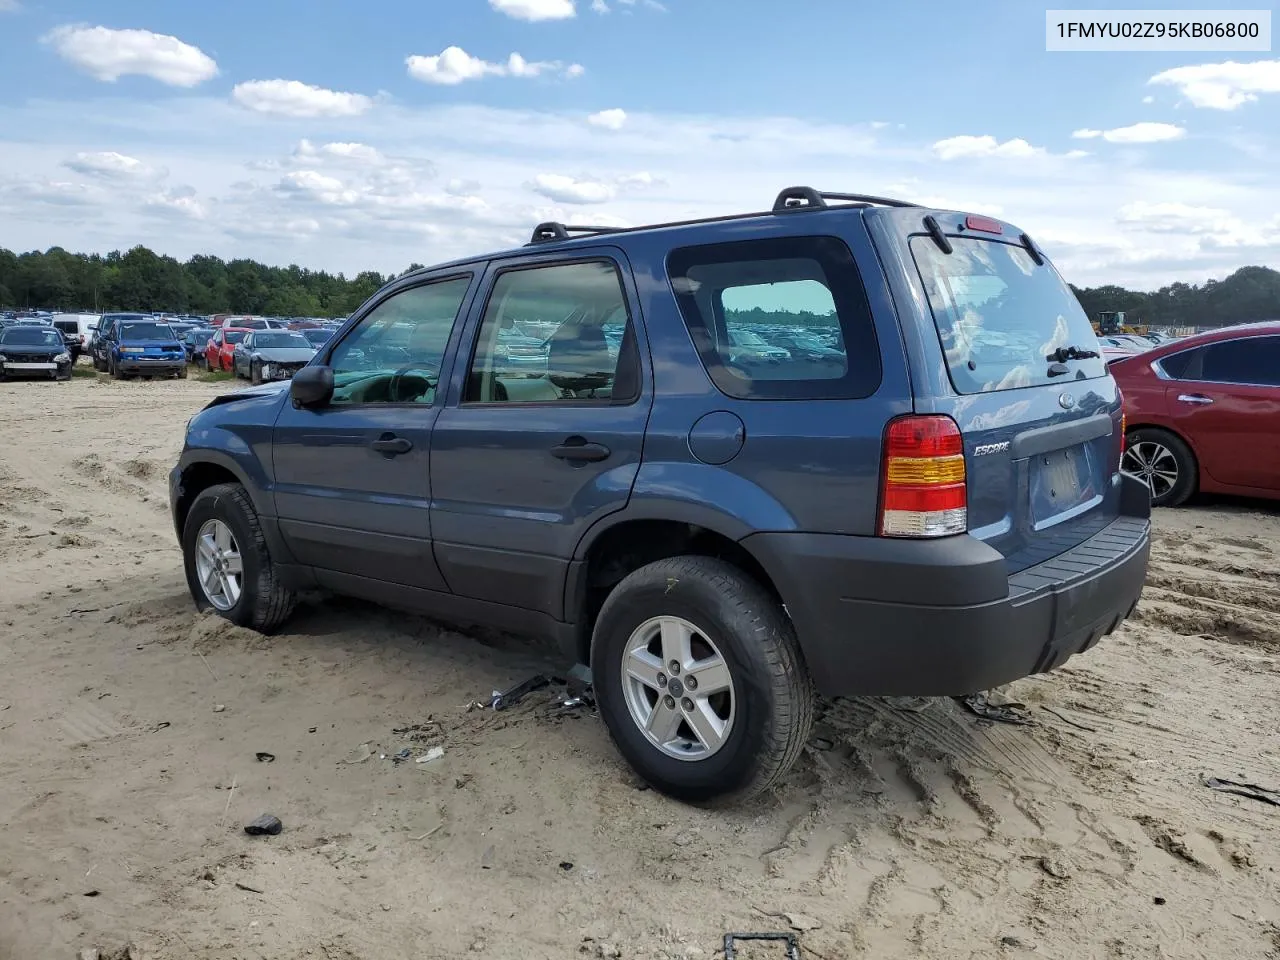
[250,361,262,385]
[1123,427,1197,508]
[177,365,188,380]
[108,355,122,380]
[592,556,814,805]
[182,482,297,632]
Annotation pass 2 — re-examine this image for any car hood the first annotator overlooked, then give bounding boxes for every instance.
[0,342,64,356]
[253,348,315,362]
[201,379,291,410]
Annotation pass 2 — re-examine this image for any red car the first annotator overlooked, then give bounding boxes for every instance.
[1112,322,1280,506]
[204,327,251,371]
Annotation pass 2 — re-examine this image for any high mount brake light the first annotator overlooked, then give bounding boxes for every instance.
[964,215,1003,234]
[879,415,967,538]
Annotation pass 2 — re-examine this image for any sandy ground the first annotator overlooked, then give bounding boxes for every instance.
[1,373,1278,960]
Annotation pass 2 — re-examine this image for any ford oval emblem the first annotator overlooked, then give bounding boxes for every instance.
[1058,392,1076,410]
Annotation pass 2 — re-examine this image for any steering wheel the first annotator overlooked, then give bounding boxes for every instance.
[388,364,436,403]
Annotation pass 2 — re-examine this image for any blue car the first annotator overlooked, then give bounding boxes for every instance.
[93,315,187,379]
[169,185,1151,803]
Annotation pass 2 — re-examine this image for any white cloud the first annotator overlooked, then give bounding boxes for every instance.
[591,0,609,10]
[64,151,161,180]
[1071,122,1185,144]
[1142,95,1155,104]
[232,80,374,118]
[1149,60,1280,110]
[1,99,1276,290]
[145,187,205,220]
[489,0,575,21]
[588,108,627,130]
[932,135,1043,160]
[529,173,616,204]
[407,47,581,85]
[42,24,218,87]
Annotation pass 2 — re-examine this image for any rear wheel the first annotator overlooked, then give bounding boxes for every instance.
[182,483,296,632]
[1123,427,1196,507]
[592,556,814,805]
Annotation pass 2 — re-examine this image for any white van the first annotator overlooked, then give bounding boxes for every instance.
[50,313,101,360]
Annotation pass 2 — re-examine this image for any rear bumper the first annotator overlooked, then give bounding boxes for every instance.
[744,478,1151,697]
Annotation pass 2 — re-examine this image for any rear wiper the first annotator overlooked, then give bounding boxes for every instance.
[1046,345,1100,363]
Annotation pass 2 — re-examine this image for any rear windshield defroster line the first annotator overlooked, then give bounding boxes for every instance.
[909,235,1106,396]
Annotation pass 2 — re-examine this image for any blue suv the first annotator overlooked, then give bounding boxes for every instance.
[170,187,1151,803]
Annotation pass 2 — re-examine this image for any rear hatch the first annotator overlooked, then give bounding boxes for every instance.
[899,216,1120,572]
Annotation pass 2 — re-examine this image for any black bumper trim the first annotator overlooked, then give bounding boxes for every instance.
[746,514,1150,698]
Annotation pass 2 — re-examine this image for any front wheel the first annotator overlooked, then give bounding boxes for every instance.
[182,482,297,632]
[1123,427,1196,507]
[592,556,814,805]
[108,355,122,380]
[250,361,261,385]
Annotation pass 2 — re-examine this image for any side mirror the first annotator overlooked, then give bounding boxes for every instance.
[290,364,334,408]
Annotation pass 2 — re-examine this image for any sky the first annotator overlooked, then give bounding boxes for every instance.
[0,0,1277,290]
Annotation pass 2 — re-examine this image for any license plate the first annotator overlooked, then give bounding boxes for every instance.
[6,362,56,370]
[1030,445,1096,522]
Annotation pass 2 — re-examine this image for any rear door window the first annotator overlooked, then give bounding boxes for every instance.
[1201,336,1280,386]
[666,236,880,400]
[910,237,1106,395]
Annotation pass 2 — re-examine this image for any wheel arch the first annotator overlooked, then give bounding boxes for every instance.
[565,505,787,667]
[1125,420,1202,483]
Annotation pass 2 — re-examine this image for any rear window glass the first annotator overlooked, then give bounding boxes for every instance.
[910,237,1106,395]
[667,236,881,400]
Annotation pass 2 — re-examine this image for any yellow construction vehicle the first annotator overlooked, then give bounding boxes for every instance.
[1092,310,1149,337]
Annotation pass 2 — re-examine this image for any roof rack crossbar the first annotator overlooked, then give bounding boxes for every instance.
[772,186,919,212]
[528,222,621,244]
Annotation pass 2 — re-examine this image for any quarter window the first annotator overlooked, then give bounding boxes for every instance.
[465,260,638,404]
[327,276,471,405]
[666,236,880,400]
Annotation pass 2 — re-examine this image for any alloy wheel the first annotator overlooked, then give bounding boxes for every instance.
[1122,440,1179,500]
[194,518,244,611]
[620,615,736,761]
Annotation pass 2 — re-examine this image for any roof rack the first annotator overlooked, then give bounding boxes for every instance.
[528,222,621,244]
[524,186,920,246]
[772,186,919,212]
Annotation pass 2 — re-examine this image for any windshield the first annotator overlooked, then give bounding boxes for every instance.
[255,333,312,349]
[302,328,333,345]
[186,329,212,343]
[120,322,174,341]
[910,236,1106,394]
[224,331,246,344]
[1,327,64,347]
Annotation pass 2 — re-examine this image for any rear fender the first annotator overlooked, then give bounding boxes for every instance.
[571,460,798,561]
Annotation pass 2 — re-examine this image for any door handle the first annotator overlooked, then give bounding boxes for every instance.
[1176,393,1213,405]
[370,434,413,455]
[550,438,611,463]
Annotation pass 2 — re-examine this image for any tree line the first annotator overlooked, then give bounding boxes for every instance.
[2,244,1277,327]
[0,245,426,319]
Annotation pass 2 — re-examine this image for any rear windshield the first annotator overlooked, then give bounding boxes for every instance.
[224,331,246,344]
[120,322,174,341]
[910,236,1105,394]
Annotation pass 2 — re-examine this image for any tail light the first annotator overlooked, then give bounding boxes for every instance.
[879,415,967,538]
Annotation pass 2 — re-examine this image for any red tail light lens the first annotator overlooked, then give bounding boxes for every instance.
[879,415,967,538]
